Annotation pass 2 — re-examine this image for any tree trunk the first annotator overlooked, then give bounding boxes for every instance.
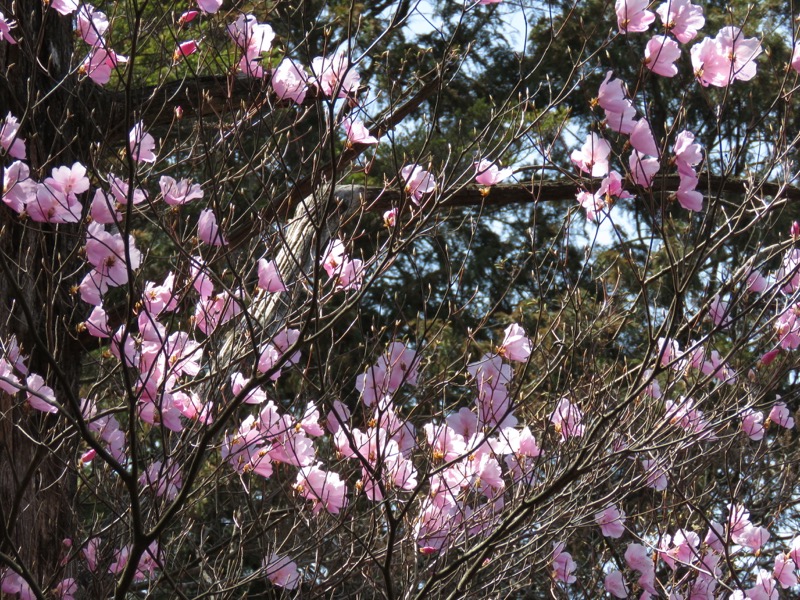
[0,1,82,588]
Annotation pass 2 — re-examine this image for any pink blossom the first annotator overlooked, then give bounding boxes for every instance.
[383,207,398,227]
[570,132,611,177]
[264,553,300,589]
[2,161,35,213]
[271,59,309,104]
[629,150,660,187]
[343,117,379,145]
[630,118,659,156]
[616,0,655,33]
[257,258,287,292]
[741,408,765,440]
[294,464,347,515]
[655,0,705,43]
[645,35,681,77]
[642,458,668,490]
[659,529,699,570]
[790,536,800,566]
[691,27,762,87]
[677,170,703,211]
[28,178,84,224]
[109,172,147,206]
[312,51,360,98]
[26,373,58,413]
[197,0,222,14]
[595,504,626,538]
[129,122,156,163]
[604,570,629,598]
[401,164,436,204]
[625,543,652,573]
[773,553,797,589]
[82,47,127,85]
[84,306,111,338]
[1,570,34,599]
[0,11,17,44]
[178,10,199,25]
[768,400,794,429]
[77,4,108,46]
[708,295,731,327]
[160,176,203,205]
[197,209,228,246]
[747,569,779,600]
[54,578,77,600]
[551,542,577,584]
[139,460,182,500]
[50,0,79,15]
[597,71,630,113]
[577,190,607,222]
[550,397,585,441]
[0,358,20,395]
[227,14,275,54]
[792,43,800,74]
[143,273,178,315]
[499,323,531,362]
[0,112,26,159]
[474,159,513,186]
[674,130,703,172]
[85,222,142,287]
[174,40,199,63]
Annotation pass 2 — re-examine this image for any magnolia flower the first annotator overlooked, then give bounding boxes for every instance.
[655,0,704,43]
[174,40,199,63]
[616,0,655,33]
[550,397,585,441]
[272,59,309,104]
[257,258,287,292]
[595,504,626,538]
[768,400,795,429]
[691,27,762,87]
[644,35,681,77]
[0,112,25,159]
[77,4,109,46]
[499,323,532,362]
[129,122,156,163]
[570,133,611,177]
[82,47,127,86]
[604,570,628,598]
[401,164,436,204]
[551,542,577,584]
[159,176,203,205]
[264,553,300,589]
[629,151,659,187]
[343,117,379,145]
[26,373,58,413]
[0,11,17,44]
[197,209,228,246]
[474,159,513,186]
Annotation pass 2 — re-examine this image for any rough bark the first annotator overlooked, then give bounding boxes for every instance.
[0,1,82,587]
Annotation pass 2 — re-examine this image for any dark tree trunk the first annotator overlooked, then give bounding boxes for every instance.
[0,1,83,588]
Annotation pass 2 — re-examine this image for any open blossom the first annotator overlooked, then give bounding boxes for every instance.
[659,529,700,570]
[312,51,360,98]
[257,258,287,292]
[0,11,17,44]
[570,133,611,177]
[551,542,577,584]
[773,553,798,589]
[26,373,58,413]
[644,35,681,77]
[77,4,109,46]
[197,0,222,14]
[630,118,659,156]
[401,164,436,204]
[3,161,35,213]
[343,117,379,146]
[272,59,309,104]
[264,553,300,589]
[499,323,531,362]
[656,0,704,43]
[82,47,127,85]
[595,504,626,538]
[294,464,347,515]
[159,176,203,205]
[691,27,762,87]
[550,397,585,441]
[604,570,628,598]
[129,122,157,163]
[793,43,800,74]
[616,0,655,33]
[474,159,513,186]
[1,112,26,159]
[629,150,659,187]
[768,400,795,429]
[741,408,765,440]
